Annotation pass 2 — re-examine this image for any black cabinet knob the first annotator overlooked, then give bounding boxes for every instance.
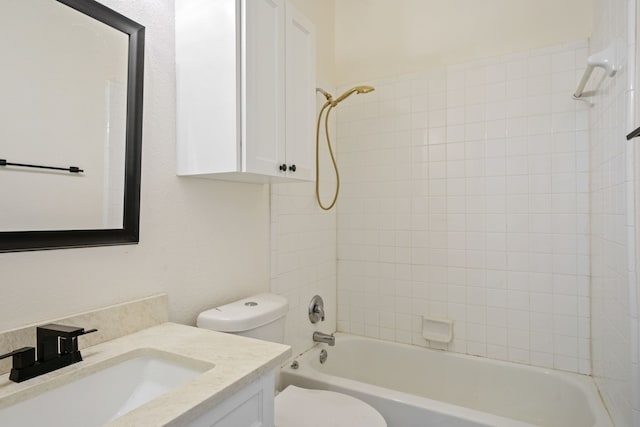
[279,163,287,172]
[289,164,297,172]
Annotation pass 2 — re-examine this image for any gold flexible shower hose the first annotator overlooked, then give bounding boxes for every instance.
[316,102,339,211]
[315,86,373,210]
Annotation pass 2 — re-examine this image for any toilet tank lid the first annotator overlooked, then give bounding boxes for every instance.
[197,293,289,332]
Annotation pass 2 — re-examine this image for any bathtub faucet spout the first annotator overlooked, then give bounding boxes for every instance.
[313,331,335,346]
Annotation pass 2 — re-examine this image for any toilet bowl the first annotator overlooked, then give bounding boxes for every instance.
[275,385,386,427]
[197,294,387,427]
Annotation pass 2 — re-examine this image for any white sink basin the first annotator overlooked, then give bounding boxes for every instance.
[0,351,213,426]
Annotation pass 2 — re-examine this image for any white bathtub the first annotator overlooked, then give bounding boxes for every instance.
[279,334,612,427]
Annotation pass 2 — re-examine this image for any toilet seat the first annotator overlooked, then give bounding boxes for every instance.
[275,385,387,427]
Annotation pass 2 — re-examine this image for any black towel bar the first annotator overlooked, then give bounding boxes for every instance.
[0,159,83,174]
[627,126,640,141]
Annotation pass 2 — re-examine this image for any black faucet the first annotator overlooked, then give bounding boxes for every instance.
[0,324,97,383]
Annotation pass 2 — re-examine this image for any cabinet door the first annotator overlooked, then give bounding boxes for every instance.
[243,0,286,177]
[285,3,316,180]
[176,0,240,175]
[186,371,275,427]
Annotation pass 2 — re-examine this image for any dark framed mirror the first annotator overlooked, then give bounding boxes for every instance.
[0,0,144,252]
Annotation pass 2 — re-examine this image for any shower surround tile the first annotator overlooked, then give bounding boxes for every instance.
[589,0,640,425]
[336,40,591,374]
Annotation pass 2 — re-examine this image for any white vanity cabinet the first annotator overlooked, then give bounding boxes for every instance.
[186,371,275,427]
[175,0,316,183]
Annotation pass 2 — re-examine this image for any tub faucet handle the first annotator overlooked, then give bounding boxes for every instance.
[309,295,325,323]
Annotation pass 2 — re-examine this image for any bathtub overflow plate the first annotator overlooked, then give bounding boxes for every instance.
[319,349,328,364]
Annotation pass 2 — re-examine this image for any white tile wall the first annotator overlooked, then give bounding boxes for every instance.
[590,0,640,425]
[270,181,337,358]
[335,41,591,374]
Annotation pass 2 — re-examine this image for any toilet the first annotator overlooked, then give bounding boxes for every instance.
[197,293,387,427]
[274,385,386,427]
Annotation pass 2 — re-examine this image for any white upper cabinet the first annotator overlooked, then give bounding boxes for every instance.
[285,4,316,181]
[176,0,316,183]
[244,0,285,178]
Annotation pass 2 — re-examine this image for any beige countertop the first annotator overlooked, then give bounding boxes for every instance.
[0,322,291,426]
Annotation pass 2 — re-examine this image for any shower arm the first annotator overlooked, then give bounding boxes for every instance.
[316,88,333,102]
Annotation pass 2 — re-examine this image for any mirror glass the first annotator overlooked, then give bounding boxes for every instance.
[0,0,144,251]
[1,0,128,231]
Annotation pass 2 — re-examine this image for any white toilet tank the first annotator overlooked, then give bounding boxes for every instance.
[196,293,288,343]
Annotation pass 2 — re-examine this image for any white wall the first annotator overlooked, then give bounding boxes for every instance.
[590,0,640,425]
[335,40,592,374]
[334,0,594,87]
[0,0,271,331]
